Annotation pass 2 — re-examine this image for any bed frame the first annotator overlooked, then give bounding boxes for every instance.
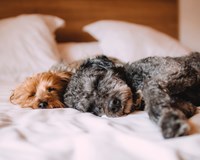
[0,0,178,42]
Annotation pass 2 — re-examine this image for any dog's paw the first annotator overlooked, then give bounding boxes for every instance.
[160,111,190,138]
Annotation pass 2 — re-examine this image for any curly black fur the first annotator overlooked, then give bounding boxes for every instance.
[64,56,133,117]
[125,52,200,138]
[64,53,200,138]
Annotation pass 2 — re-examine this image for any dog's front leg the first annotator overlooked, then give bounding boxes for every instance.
[142,79,190,138]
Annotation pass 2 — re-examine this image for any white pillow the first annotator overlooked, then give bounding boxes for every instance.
[57,42,102,63]
[84,20,191,63]
[0,14,64,82]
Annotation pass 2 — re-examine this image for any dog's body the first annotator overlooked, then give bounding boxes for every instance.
[125,52,200,138]
[64,53,200,138]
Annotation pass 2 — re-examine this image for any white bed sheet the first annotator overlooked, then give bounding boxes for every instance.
[0,82,200,160]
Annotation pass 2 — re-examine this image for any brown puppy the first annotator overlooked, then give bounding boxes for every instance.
[10,71,71,109]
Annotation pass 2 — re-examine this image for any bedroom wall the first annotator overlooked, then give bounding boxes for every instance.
[179,0,200,52]
[0,0,178,42]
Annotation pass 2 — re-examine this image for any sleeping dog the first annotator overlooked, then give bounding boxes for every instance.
[64,53,200,138]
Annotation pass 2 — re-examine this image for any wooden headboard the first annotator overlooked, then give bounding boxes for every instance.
[0,0,178,42]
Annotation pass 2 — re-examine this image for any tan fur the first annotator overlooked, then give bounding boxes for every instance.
[10,71,71,109]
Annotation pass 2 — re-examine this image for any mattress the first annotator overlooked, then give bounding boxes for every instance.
[0,82,200,160]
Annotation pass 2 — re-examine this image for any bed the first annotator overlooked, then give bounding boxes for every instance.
[0,0,200,160]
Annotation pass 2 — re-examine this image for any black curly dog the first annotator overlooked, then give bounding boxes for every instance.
[64,53,200,138]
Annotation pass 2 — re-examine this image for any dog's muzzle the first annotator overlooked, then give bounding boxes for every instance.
[87,103,102,116]
[38,101,48,109]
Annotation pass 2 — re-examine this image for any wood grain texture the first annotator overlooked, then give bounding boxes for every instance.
[0,0,178,42]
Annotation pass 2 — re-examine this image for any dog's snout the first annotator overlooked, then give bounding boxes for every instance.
[108,98,121,113]
[87,103,100,116]
[38,101,48,109]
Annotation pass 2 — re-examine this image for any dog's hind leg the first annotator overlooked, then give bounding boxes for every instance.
[142,79,191,138]
[171,98,197,118]
[161,98,197,138]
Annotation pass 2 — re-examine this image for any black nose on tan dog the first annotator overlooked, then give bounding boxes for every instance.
[38,102,48,109]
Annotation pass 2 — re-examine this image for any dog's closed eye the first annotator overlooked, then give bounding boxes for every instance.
[29,92,35,97]
[47,87,56,92]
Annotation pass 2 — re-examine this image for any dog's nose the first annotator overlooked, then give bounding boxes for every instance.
[108,98,121,113]
[87,103,100,116]
[38,102,48,109]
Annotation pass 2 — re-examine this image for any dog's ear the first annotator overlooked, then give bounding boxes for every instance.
[54,71,72,83]
[80,55,115,70]
[10,90,17,104]
[10,76,35,105]
[10,87,23,105]
[113,66,127,81]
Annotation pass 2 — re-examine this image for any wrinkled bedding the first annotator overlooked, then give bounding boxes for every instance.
[0,82,200,160]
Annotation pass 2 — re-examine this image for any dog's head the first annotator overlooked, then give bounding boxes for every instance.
[10,71,71,109]
[64,55,133,117]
